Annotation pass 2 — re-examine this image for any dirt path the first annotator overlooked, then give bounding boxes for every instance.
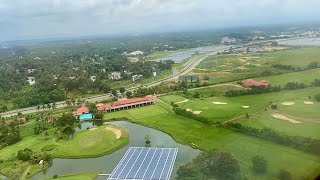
[106,126,122,139]
[21,165,31,180]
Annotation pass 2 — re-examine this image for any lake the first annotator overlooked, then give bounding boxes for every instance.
[32,121,200,180]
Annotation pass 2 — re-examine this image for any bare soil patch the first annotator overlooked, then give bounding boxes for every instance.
[281,102,295,106]
[176,99,189,104]
[272,114,302,124]
[304,101,314,105]
[212,102,228,105]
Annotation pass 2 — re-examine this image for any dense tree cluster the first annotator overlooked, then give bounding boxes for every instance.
[55,113,78,138]
[177,149,241,180]
[228,123,320,155]
[271,64,296,71]
[0,120,21,148]
[133,84,171,97]
[312,78,320,86]
[225,86,281,97]
[284,82,307,90]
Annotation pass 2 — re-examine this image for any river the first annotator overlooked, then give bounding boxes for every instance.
[279,38,320,46]
[31,121,200,180]
[155,45,231,63]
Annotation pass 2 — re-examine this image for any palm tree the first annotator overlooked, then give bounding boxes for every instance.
[52,102,56,109]
[42,104,46,110]
[47,104,51,110]
[36,105,40,111]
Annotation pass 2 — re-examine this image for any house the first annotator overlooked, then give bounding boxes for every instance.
[90,76,97,82]
[241,79,269,87]
[27,77,36,85]
[109,72,122,80]
[96,95,156,112]
[132,74,143,82]
[128,51,144,57]
[68,76,76,80]
[72,105,89,116]
[4,117,27,125]
[27,69,35,74]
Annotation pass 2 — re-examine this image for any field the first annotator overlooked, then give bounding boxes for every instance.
[103,92,320,179]
[257,68,320,86]
[159,87,320,123]
[190,47,320,85]
[0,123,128,178]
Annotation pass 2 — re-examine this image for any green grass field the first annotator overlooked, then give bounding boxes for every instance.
[257,68,320,86]
[0,124,128,178]
[46,172,97,180]
[104,104,320,179]
[159,87,320,123]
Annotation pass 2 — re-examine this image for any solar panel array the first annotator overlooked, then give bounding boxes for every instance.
[108,147,178,180]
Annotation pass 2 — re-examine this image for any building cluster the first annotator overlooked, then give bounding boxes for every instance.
[27,77,36,85]
[221,37,237,44]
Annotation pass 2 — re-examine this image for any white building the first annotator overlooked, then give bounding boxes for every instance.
[27,77,35,85]
[27,69,35,74]
[128,51,144,57]
[132,74,143,82]
[221,37,237,44]
[109,72,122,80]
[90,76,97,82]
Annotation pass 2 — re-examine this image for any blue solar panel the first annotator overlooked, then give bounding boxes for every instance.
[108,147,178,180]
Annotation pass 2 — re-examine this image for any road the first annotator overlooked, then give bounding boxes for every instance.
[0,38,295,117]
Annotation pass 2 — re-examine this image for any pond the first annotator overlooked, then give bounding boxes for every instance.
[32,121,201,180]
[155,45,231,63]
[279,38,320,46]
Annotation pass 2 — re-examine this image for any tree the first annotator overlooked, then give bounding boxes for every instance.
[193,91,201,98]
[308,62,318,69]
[111,89,118,97]
[47,104,51,110]
[279,169,292,180]
[42,104,46,110]
[17,148,33,161]
[271,104,277,110]
[126,91,132,98]
[176,163,206,180]
[120,87,126,94]
[271,41,278,46]
[315,94,320,102]
[144,135,151,146]
[252,155,267,173]
[246,113,249,119]
[52,102,56,109]
[36,105,40,111]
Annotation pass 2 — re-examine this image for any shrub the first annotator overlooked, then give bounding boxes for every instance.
[271,104,277,110]
[17,148,33,161]
[41,144,56,152]
[315,94,320,102]
[279,169,292,180]
[53,174,58,179]
[251,155,267,173]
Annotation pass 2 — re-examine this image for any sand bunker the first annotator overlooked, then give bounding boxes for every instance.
[242,106,250,109]
[281,102,295,106]
[106,126,122,139]
[186,109,202,114]
[212,102,228,105]
[272,114,302,124]
[304,101,314,105]
[193,111,202,114]
[176,99,189,104]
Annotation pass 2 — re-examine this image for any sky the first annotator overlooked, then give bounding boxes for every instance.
[0,0,320,41]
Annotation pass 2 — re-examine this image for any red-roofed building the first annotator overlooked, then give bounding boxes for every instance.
[4,117,27,125]
[97,95,156,112]
[241,79,269,87]
[72,105,89,116]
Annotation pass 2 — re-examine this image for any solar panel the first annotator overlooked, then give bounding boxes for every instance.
[108,147,178,180]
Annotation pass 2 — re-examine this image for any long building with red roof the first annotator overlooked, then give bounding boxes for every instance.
[96,95,156,112]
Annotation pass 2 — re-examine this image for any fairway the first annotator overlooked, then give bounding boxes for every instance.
[46,172,97,180]
[127,113,320,179]
[257,68,320,86]
[240,113,320,139]
[159,87,320,123]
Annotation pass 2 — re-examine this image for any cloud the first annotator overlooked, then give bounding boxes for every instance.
[0,0,319,40]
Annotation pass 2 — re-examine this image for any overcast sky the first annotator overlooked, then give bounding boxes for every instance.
[0,0,319,41]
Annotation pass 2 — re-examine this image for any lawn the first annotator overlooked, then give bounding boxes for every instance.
[104,104,170,120]
[257,68,320,86]
[240,113,320,139]
[52,125,128,158]
[159,87,320,123]
[0,124,128,178]
[46,172,97,180]
[124,112,320,179]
